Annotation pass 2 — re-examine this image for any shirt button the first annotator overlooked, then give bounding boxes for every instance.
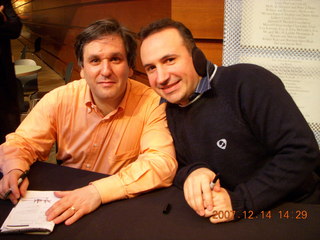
[93,144,98,147]
[86,164,91,168]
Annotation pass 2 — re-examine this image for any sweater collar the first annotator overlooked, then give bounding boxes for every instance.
[160,61,217,106]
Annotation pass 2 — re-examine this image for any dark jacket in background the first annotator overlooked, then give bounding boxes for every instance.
[0,0,22,143]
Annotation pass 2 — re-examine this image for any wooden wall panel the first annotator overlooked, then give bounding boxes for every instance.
[172,0,224,66]
[12,0,225,82]
[13,0,171,81]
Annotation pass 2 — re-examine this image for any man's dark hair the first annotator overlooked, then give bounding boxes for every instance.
[138,18,196,53]
[75,18,137,68]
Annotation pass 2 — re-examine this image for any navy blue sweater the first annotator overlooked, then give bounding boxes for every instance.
[167,63,320,217]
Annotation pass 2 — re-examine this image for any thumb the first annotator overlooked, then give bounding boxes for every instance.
[54,191,70,198]
[213,179,221,192]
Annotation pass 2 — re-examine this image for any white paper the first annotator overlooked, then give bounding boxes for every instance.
[239,56,320,123]
[241,0,320,50]
[1,190,59,234]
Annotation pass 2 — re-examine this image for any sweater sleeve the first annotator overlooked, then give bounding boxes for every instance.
[228,64,320,217]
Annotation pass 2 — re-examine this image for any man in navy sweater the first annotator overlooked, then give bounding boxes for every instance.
[139,18,320,223]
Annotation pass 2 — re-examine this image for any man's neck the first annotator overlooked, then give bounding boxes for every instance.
[91,94,124,117]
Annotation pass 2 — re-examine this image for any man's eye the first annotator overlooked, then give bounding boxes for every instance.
[166,58,175,64]
[111,57,121,63]
[90,58,100,63]
[146,66,156,73]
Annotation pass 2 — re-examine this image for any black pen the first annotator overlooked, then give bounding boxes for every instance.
[209,173,220,190]
[3,170,29,200]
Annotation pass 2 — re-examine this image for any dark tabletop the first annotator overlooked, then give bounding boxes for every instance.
[1,161,319,240]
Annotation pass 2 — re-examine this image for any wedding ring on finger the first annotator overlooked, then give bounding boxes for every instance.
[70,206,76,214]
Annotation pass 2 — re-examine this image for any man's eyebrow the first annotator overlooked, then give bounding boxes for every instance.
[143,54,177,68]
[86,52,124,60]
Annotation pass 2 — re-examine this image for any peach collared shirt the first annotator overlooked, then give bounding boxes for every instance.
[0,79,177,203]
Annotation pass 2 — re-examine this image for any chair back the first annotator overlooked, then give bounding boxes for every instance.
[15,59,37,66]
[64,62,74,84]
[34,37,41,53]
[20,46,27,59]
[14,59,38,92]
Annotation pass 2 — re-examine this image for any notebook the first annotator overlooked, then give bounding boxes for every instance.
[1,190,59,235]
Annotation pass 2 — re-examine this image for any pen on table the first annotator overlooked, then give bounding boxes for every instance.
[209,173,220,190]
[162,203,171,214]
[3,170,29,200]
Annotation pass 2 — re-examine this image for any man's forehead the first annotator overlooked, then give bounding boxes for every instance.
[83,35,125,53]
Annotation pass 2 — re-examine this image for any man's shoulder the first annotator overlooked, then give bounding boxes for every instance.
[216,64,283,92]
[44,79,86,102]
[49,79,85,93]
[129,79,159,99]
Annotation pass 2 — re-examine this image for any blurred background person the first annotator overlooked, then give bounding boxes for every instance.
[0,0,22,144]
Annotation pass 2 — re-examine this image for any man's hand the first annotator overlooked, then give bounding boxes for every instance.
[183,168,219,216]
[0,5,7,22]
[45,184,102,225]
[0,169,29,204]
[204,187,235,223]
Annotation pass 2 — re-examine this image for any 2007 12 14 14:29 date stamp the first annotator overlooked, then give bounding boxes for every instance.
[210,210,308,220]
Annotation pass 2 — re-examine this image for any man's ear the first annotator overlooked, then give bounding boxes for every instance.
[192,47,207,77]
[80,69,84,79]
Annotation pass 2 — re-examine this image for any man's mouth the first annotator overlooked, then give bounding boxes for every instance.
[160,80,180,94]
[98,81,116,87]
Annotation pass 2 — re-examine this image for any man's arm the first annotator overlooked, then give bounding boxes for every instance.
[227,65,320,217]
[45,97,177,225]
[91,100,177,203]
[0,91,58,201]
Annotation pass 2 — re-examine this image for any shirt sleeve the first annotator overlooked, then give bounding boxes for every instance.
[228,65,320,217]
[0,0,22,39]
[0,91,58,174]
[92,101,177,204]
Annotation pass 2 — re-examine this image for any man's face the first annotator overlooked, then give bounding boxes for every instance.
[80,34,133,109]
[140,28,200,105]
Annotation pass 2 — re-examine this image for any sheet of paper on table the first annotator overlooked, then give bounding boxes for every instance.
[0,190,59,235]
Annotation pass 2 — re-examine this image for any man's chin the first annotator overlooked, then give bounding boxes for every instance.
[162,95,183,105]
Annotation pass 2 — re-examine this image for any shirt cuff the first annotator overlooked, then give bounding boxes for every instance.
[91,174,127,204]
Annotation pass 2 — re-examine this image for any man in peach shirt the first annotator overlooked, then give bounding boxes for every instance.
[0,19,177,225]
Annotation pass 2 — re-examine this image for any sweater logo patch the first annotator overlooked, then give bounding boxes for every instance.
[217,139,227,150]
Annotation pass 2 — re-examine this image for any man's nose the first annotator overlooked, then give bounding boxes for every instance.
[157,67,169,85]
[101,60,112,76]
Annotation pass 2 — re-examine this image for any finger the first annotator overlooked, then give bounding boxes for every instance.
[51,206,77,225]
[202,182,213,211]
[184,180,203,216]
[0,180,9,200]
[9,181,20,199]
[64,209,83,225]
[54,191,71,198]
[203,207,215,218]
[46,200,68,221]
[183,181,193,210]
[19,178,29,198]
[192,181,206,216]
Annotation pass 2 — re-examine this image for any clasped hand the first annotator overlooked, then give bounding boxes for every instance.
[183,168,234,223]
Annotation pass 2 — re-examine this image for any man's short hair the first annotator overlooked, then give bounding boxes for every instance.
[138,18,196,53]
[75,18,137,68]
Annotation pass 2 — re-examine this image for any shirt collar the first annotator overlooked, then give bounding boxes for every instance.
[160,61,217,105]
